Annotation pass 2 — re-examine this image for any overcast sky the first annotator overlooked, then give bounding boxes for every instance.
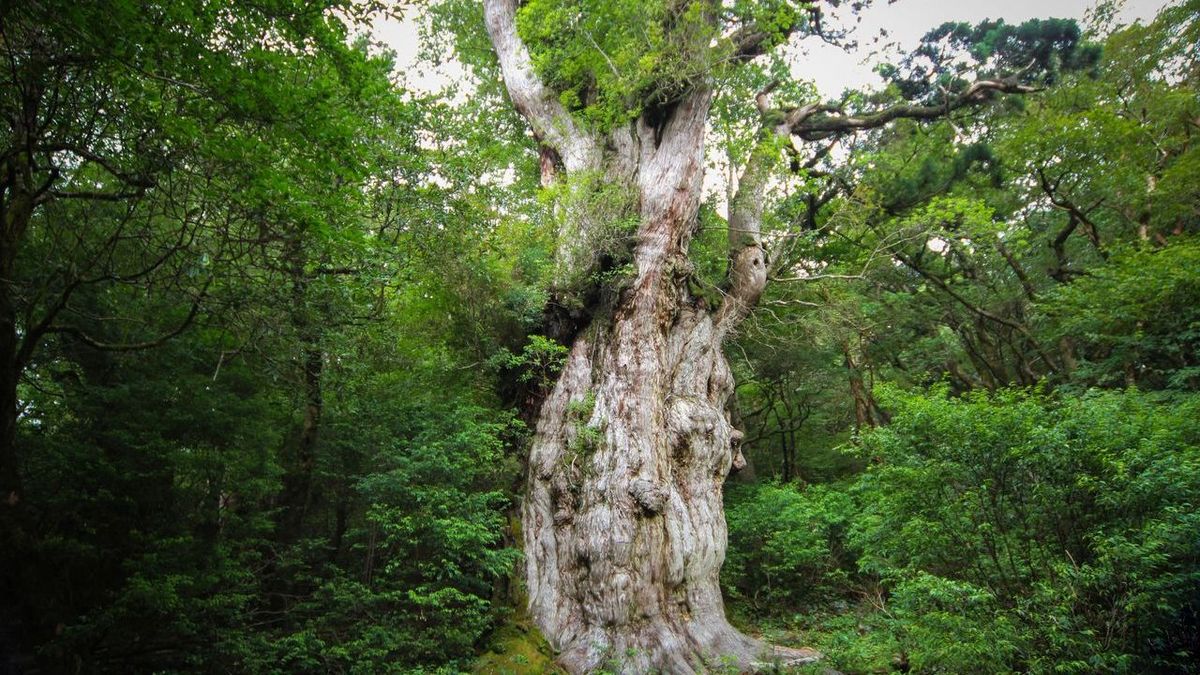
[795,0,1171,96]
[375,0,1172,96]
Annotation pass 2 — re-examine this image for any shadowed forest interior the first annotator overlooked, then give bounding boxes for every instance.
[1,0,1198,673]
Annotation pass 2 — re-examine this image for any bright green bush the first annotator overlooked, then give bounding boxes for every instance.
[728,387,1200,673]
[1045,238,1200,391]
[248,403,524,673]
[723,483,854,610]
[851,387,1200,673]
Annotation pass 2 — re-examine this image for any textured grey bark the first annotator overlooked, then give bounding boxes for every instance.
[482,2,804,671]
[481,1,1034,670]
[517,91,801,674]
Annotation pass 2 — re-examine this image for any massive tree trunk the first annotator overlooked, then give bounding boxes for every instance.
[483,4,790,670]
[518,91,797,673]
[481,1,1040,669]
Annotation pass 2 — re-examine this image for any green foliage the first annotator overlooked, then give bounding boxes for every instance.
[1045,238,1200,390]
[881,18,1101,103]
[855,387,1200,672]
[490,334,570,386]
[246,404,523,673]
[6,0,1200,673]
[724,483,854,609]
[2,1,538,671]
[516,0,717,127]
[729,387,1200,673]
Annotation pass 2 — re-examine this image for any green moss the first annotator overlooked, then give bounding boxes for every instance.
[471,620,565,675]
[687,275,724,310]
[565,392,596,421]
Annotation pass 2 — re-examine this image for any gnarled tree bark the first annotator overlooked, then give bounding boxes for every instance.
[482,1,1041,670]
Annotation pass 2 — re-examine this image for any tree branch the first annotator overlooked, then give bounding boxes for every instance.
[1036,165,1104,253]
[45,282,209,352]
[727,3,823,62]
[44,189,146,202]
[789,78,1040,141]
[36,142,156,188]
[482,0,596,172]
[895,251,1060,373]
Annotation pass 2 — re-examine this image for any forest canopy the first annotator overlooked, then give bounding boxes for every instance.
[0,0,1197,673]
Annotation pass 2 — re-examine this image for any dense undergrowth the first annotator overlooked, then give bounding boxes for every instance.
[724,388,1200,674]
[2,0,1197,673]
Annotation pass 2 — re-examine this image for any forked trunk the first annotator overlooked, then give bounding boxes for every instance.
[480,3,823,668]
[478,1,1050,665]
[518,90,811,672]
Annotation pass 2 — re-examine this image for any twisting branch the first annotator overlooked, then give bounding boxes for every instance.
[44,280,211,352]
[788,77,1040,140]
[482,0,596,172]
[35,142,156,189]
[893,251,1060,373]
[720,72,1042,328]
[1036,165,1104,252]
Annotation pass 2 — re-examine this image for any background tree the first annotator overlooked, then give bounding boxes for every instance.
[719,3,1199,672]
[0,2,538,671]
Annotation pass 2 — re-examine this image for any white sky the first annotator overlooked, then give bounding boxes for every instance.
[795,0,1170,96]
[375,0,1172,97]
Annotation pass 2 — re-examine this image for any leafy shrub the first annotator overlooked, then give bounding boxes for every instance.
[1045,238,1200,391]
[849,387,1200,673]
[251,403,524,673]
[723,483,854,611]
[729,387,1200,673]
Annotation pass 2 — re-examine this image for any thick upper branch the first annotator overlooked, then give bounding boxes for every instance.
[720,75,1038,329]
[788,78,1039,140]
[482,0,596,171]
[727,1,829,62]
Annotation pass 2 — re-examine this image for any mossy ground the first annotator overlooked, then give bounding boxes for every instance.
[471,620,566,674]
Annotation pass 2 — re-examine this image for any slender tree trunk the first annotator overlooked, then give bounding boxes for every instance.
[295,346,323,512]
[0,131,36,672]
[842,343,880,430]
[0,279,19,509]
[1,130,35,510]
[276,348,323,540]
[0,274,14,504]
[278,239,324,538]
